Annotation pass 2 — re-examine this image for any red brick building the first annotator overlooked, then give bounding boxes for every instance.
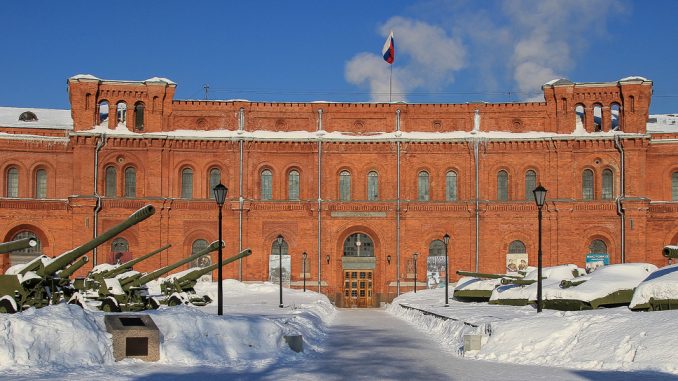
[0,74,676,306]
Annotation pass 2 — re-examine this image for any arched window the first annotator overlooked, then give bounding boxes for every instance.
[288,170,300,200]
[105,166,116,197]
[593,104,603,132]
[9,231,41,266]
[261,169,273,200]
[525,170,537,200]
[418,171,430,201]
[343,233,374,257]
[116,102,127,126]
[497,170,508,201]
[582,169,594,200]
[673,172,678,201]
[339,170,351,201]
[98,101,109,126]
[610,103,621,130]
[602,169,614,200]
[428,240,447,285]
[508,240,526,254]
[6,167,18,198]
[507,240,528,273]
[367,171,379,201]
[191,239,211,268]
[19,111,38,122]
[134,102,144,131]
[124,167,136,198]
[209,168,221,199]
[271,238,289,256]
[445,171,457,201]
[35,169,47,199]
[575,104,585,130]
[181,168,193,199]
[589,239,607,254]
[110,237,129,265]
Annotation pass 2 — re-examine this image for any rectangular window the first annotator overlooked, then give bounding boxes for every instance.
[446,173,457,201]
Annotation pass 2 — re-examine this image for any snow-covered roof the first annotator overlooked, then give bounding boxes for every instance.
[69,74,99,81]
[0,106,72,130]
[619,76,651,82]
[647,114,678,134]
[69,74,176,85]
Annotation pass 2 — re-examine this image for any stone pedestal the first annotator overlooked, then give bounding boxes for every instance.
[104,314,160,362]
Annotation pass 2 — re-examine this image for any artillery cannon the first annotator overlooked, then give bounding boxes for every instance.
[0,237,37,254]
[663,245,678,259]
[0,205,155,313]
[89,244,171,279]
[453,270,523,302]
[160,248,252,306]
[88,240,222,312]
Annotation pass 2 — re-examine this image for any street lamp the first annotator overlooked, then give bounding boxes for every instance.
[443,233,450,307]
[533,184,547,313]
[213,183,228,316]
[413,252,419,293]
[277,234,284,308]
[302,251,307,292]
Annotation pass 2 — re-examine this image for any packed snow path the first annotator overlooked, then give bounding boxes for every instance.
[4,307,675,380]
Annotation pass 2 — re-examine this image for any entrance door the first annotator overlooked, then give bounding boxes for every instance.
[343,270,373,307]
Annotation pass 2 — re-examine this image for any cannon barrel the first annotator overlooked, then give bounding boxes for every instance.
[100,244,172,278]
[59,256,89,279]
[34,205,155,277]
[0,237,37,254]
[663,246,678,259]
[132,240,222,286]
[560,279,588,289]
[456,270,522,280]
[174,249,252,283]
[500,278,538,285]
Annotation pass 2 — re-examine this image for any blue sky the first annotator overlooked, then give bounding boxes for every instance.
[1,0,677,113]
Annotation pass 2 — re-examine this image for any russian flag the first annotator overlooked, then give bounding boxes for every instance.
[382,31,395,64]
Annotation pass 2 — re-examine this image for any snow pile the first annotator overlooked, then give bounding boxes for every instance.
[0,280,335,373]
[630,263,678,309]
[0,304,113,366]
[390,288,678,375]
[544,263,656,302]
[454,276,501,292]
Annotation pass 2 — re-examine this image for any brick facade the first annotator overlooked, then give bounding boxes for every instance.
[0,74,676,306]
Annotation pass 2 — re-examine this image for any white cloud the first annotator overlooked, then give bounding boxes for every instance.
[345,16,466,102]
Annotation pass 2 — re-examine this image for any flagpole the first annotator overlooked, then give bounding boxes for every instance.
[389,64,392,103]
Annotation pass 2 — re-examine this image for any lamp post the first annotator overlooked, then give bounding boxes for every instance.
[413,252,419,293]
[533,184,547,313]
[213,183,228,316]
[302,251,307,292]
[277,234,284,308]
[443,233,450,307]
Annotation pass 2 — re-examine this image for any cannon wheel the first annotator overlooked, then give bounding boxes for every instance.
[0,298,17,314]
[167,295,183,307]
[100,298,121,313]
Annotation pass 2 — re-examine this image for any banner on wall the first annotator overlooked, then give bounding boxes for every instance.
[585,253,609,273]
[506,253,529,274]
[269,254,291,286]
[427,256,447,289]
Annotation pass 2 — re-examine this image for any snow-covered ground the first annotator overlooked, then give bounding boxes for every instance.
[2,278,678,380]
[392,288,678,376]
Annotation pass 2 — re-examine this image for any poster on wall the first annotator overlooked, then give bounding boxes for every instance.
[269,254,291,286]
[586,253,609,273]
[427,256,447,289]
[506,253,529,274]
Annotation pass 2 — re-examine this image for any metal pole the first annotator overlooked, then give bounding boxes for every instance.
[303,253,307,292]
[217,205,223,316]
[279,242,283,308]
[537,207,543,313]
[445,242,449,307]
[414,256,417,294]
